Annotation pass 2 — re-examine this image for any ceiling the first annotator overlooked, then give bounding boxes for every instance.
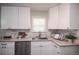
[0,3,59,11]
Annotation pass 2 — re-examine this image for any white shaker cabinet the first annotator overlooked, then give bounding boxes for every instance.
[48,4,79,29]
[41,42,56,55]
[1,6,31,29]
[53,43,79,55]
[48,6,59,29]
[1,6,18,29]
[58,4,70,29]
[69,4,79,29]
[31,41,54,55]
[18,7,31,29]
[0,42,15,55]
[31,42,40,55]
[58,4,79,29]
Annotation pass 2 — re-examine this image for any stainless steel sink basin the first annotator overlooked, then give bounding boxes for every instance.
[32,38,48,42]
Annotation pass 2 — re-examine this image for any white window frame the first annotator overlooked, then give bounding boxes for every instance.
[32,16,46,32]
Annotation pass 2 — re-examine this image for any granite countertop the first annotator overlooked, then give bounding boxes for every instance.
[0,38,49,42]
[50,38,79,47]
[0,38,32,42]
[31,39,50,42]
[0,38,79,47]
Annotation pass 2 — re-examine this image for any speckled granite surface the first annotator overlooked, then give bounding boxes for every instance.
[0,38,79,47]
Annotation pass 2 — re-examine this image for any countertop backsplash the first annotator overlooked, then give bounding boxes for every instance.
[31,32,50,39]
[0,29,32,39]
[0,29,79,40]
[49,29,78,40]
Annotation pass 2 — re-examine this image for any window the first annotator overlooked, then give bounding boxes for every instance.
[32,17,46,32]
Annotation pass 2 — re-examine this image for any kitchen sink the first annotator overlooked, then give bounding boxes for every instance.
[32,38,48,41]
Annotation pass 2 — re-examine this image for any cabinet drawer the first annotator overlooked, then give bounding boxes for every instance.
[0,42,15,55]
[0,42,14,45]
[31,42,40,46]
[0,42,14,48]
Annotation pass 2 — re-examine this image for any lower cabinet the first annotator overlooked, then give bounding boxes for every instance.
[53,43,79,55]
[31,42,40,55]
[0,41,31,55]
[0,42,15,55]
[0,41,79,55]
[31,41,54,55]
[15,41,31,55]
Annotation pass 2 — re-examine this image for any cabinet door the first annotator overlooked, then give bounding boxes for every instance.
[70,4,79,29]
[40,42,53,55]
[1,6,18,29]
[31,42,40,55]
[58,4,70,29]
[18,7,31,29]
[53,44,61,55]
[7,42,15,55]
[60,46,79,55]
[0,42,15,55]
[48,6,58,29]
[0,43,7,55]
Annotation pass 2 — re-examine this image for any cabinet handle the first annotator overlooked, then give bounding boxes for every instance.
[1,43,7,45]
[2,46,6,48]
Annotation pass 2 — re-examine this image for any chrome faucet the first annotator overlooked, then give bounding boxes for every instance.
[38,32,41,39]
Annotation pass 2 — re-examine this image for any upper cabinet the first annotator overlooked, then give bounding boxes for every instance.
[18,7,31,29]
[48,6,58,29]
[69,4,79,29]
[58,4,70,29]
[1,6,31,29]
[1,6,18,29]
[48,4,79,29]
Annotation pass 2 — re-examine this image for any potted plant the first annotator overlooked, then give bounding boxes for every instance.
[65,34,77,43]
